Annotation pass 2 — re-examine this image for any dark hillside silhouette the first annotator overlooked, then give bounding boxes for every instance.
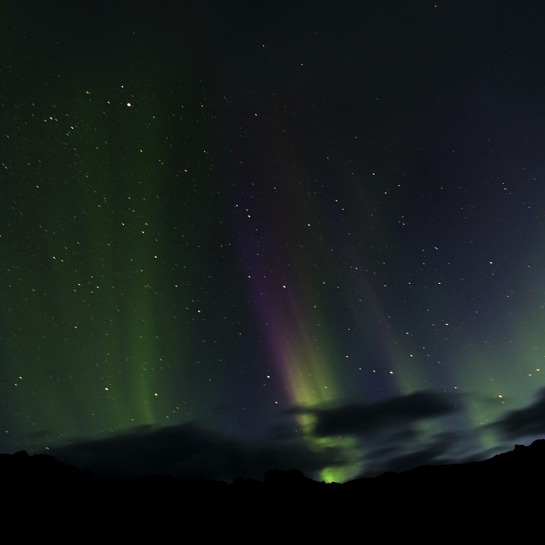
[3,439,545,507]
[2,441,543,539]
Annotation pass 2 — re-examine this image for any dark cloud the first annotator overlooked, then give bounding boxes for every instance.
[492,387,545,441]
[50,390,463,482]
[49,421,337,483]
[357,427,489,478]
[307,390,458,437]
[42,388,545,483]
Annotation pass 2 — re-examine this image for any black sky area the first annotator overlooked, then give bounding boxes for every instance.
[2,0,545,486]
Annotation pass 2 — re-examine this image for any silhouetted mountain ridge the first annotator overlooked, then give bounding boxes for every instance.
[3,439,544,497]
[5,442,540,537]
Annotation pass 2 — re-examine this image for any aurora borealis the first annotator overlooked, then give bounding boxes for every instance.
[2,0,545,484]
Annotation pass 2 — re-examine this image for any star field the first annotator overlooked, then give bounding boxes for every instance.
[2,0,545,483]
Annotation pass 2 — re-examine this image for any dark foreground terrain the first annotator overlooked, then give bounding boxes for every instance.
[2,440,543,536]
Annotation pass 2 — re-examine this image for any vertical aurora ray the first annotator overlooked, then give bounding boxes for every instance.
[0,69,189,448]
[65,77,168,430]
[230,158,374,481]
[229,116,485,479]
[247,269,361,483]
[321,161,495,462]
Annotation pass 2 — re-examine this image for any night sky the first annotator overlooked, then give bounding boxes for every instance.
[2,0,545,484]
